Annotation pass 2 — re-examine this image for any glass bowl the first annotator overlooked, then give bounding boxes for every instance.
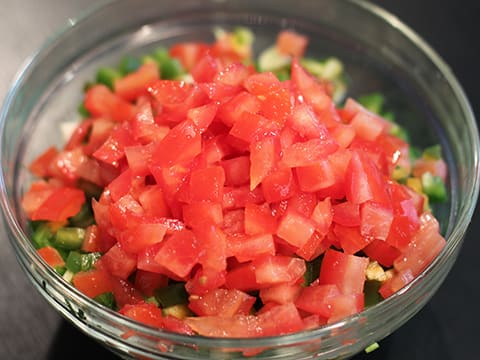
[0,0,478,359]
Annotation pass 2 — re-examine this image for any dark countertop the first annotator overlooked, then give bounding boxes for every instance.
[0,1,478,359]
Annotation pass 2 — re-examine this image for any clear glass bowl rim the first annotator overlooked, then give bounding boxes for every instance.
[0,0,479,356]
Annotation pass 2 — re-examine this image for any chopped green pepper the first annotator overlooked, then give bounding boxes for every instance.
[96,67,122,90]
[154,283,189,308]
[118,55,142,75]
[54,227,86,250]
[94,292,116,309]
[421,172,448,203]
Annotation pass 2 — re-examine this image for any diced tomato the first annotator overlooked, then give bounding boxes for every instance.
[93,123,137,167]
[38,246,65,268]
[195,225,227,272]
[110,276,144,308]
[319,249,369,295]
[114,62,159,101]
[72,268,113,299]
[379,269,415,299]
[276,209,316,249]
[153,230,200,279]
[185,314,260,338]
[413,157,448,183]
[188,166,225,203]
[230,111,280,143]
[360,201,394,241]
[310,197,333,235]
[118,222,168,254]
[225,262,261,292]
[185,267,226,296]
[216,91,261,127]
[29,146,59,178]
[334,224,372,255]
[262,167,297,203]
[226,233,276,262]
[253,255,306,286]
[249,136,278,190]
[221,156,250,186]
[190,52,219,83]
[169,42,210,71]
[188,288,255,317]
[138,185,170,218]
[363,239,401,268]
[222,185,265,210]
[276,30,308,57]
[183,202,223,229]
[393,212,446,277]
[119,302,164,328]
[295,284,341,318]
[99,242,137,279]
[244,202,277,235]
[134,270,168,297]
[327,293,364,323]
[30,186,85,222]
[186,102,218,134]
[281,138,339,168]
[82,225,102,253]
[345,150,390,205]
[332,201,360,227]
[256,303,305,336]
[84,84,135,122]
[259,282,302,305]
[150,120,202,168]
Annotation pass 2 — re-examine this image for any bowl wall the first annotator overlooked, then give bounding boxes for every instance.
[1,0,478,359]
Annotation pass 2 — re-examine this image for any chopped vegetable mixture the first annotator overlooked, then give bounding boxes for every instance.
[22,27,448,338]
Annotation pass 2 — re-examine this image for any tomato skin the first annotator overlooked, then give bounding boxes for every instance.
[319,249,369,295]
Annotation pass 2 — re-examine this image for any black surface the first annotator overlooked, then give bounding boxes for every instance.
[3,0,480,359]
